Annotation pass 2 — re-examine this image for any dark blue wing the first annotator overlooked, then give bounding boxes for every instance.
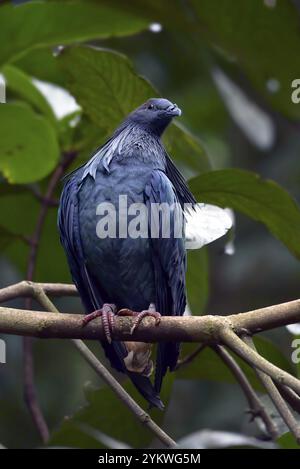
[58,174,126,371]
[144,170,187,393]
[58,174,96,311]
[58,173,163,409]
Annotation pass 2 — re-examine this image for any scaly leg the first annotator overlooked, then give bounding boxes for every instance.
[82,303,116,344]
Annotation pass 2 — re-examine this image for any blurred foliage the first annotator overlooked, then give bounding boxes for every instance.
[50,375,174,449]
[1,0,300,449]
[178,336,296,393]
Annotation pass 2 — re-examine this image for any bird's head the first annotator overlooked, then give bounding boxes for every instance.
[127,98,181,137]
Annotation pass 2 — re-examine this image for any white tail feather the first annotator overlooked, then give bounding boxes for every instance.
[185,204,233,250]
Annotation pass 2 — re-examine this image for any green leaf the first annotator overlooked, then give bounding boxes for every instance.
[277,431,300,449]
[189,169,300,259]
[164,122,211,176]
[0,1,148,65]
[100,0,186,30]
[186,248,209,315]
[59,46,153,130]
[14,48,66,87]
[58,45,210,173]
[49,375,174,449]
[2,64,57,125]
[0,103,59,183]
[177,336,295,392]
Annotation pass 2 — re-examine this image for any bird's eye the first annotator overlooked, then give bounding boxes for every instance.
[148,104,155,110]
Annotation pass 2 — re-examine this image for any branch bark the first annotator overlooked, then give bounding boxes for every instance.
[1,300,300,342]
[243,335,300,444]
[220,328,300,396]
[212,344,279,439]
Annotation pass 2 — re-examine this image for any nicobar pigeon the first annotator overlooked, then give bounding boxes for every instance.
[58,98,232,409]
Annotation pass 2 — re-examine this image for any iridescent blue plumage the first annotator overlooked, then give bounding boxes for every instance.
[58,98,196,408]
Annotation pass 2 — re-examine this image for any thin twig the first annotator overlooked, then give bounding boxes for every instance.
[74,340,176,448]
[276,384,300,415]
[175,343,206,369]
[26,185,59,207]
[212,344,278,439]
[0,281,77,303]
[23,151,77,443]
[243,335,300,444]
[30,284,176,448]
[220,327,300,396]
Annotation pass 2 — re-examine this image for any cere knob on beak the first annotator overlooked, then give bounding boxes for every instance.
[167,103,182,116]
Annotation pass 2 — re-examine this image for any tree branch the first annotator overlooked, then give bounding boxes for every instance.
[14,282,176,448]
[220,327,300,396]
[230,300,300,333]
[2,281,300,445]
[243,335,300,444]
[74,340,176,448]
[212,344,279,439]
[0,300,300,343]
[276,384,300,415]
[0,281,77,303]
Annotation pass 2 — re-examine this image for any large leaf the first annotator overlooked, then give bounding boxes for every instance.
[186,248,209,315]
[189,169,300,259]
[0,103,59,183]
[0,1,148,65]
[58,45,210,174]
[2,64,57,125]
[49,375,174,449]
[177,336,295,392]
[14,48,66,88]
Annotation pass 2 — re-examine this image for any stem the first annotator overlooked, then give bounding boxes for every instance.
[212,344,278,440]
[276,384,300,415]
[175,343,206,369]
[243,336,300,444]
[29,284,176,448]
[0,281,77,303]
[221,328,300,396]
[74,340,176,448]
[23,152,76,443]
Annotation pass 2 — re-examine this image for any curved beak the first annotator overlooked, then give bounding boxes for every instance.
[167,103,182,117]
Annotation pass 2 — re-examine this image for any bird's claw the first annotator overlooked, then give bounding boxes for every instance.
[82,304,116,344]
[130,310,161,334]
[116,305,161,335]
